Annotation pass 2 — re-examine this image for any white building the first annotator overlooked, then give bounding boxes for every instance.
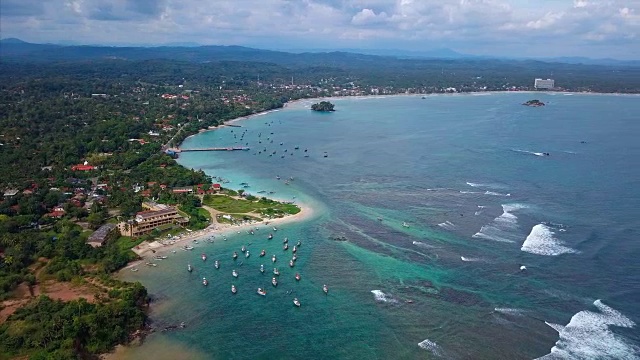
[534,78,555,89]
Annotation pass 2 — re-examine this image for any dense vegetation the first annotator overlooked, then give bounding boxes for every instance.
[311,101,335,112]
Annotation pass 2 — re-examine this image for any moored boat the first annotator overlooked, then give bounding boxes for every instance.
[273,227,278,232]
[293,298,301,307]
[202,277,208,286]
[245,251,250,258]
[272,277,278,287]
[260,249,266,257]
[233,251,238,259]
[402,222,410,228]
[272,255,277,263]
[323,284,328,294]
[273,268,280,276]
[296,240,301,247]
[268,233,273,240]
[188,264,193,272]
[292,246,297,253]
[292,254,297,261]
[295,273,301,281]
[257,288,267,296]
[201,253,207,261]
[231,285,237,294]
[283,237,288,244]
[283,244,289,250]
[260,264,265,273]
[214,260,220,269]
[232,270,238,278]
[241,245,246,253]
[289,259,294,268]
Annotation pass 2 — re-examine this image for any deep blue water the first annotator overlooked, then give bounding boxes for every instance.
[121,93,640,359]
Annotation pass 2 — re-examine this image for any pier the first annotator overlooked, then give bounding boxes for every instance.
[167,147,250,153]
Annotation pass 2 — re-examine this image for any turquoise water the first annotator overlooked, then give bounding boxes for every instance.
[120,93,640,359]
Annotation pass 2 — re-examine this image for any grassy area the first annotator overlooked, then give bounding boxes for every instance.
[203,195,300,217]
[115,236,145,252]
[197,207,212,221]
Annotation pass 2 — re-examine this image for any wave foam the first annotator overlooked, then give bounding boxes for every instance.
[537,300,638,359]
[371,290,397,303]
[461,256,481,262]
[473,204,528,243]
[494,307,526,316]
[460,190,510,197]
[418,339,443,357]
[512,149,546,157]
[521,224,578,256]
[437,221,456,230]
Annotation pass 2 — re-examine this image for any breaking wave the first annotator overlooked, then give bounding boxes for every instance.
[371,290,397,303]
[437,221,456,230]
[473,204,528,243]
[418,339,443,357]
[460,190,511,197]
[494,307,526,316]
[521,224,578,256]
[537,300,638,359]
[512,149,547,157]
[460,256,481,262]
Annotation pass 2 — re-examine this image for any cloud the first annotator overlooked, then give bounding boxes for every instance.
[0,0,638,59]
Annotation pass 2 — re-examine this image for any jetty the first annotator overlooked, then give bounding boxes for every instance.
[167,147,250,153]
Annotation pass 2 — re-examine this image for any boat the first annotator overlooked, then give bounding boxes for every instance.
[233,251,238,259]
[284,181,290,185]
[260,249,266,257]
[232,270,238,278]
[276,175,281,180]
[260,264,265,273]
[241,245,246,253]
[402,222,410,228]
[283,244,289,251]
[268,233,273,240]
[131,268,138,272]
[273,227,278,232]
[292,254,297,261]
[272,277,278,287]
[202,277,208,286]
[184,245,194,250]
[295,273,301,281]
[245,251,250,258]
[187,264,193,272]
[293,298,301,307]
[296,240,301,247]
[283,237,288,244]
[292,246,297,253]
[272,255,277,263]
[273,268,280,275]
[257,288,267,296]
[145,262,157,267]
[249,230,254,235]
[231,285,237,294]
[214,260,219,269]
[323,284,328,294]
[155,255,168,260]
[201,253,207,261]
[289,260,294,268]
[324,153,328,158]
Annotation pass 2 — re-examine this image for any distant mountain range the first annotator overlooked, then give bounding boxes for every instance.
[1,38,638,67]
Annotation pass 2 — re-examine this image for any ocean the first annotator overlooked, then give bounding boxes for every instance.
[118,93,640,359]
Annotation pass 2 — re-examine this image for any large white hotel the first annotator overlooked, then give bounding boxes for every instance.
[534,78,555,89]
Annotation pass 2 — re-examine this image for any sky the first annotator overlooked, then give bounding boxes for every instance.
[1,0,639,59]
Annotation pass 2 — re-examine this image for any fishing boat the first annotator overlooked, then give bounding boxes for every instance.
[202,277,208,286]
[241,245,246,253]
[260,264,265,273]
[268,233,273,240]
[272,255,277,263]
[323,284,329,294]
[260,249,266,257]
[257,288,267,296]
[232,270,238,278]
[402,222,410,228]
[214,260,219,269]
[187,264,193,272]
[273,268,280,276]
[283,237,288,244]
[289,260,294,268]
[231,285,237,294]
[296,240,301,247]
[245,251,250,258]
[295,273,301,281]
[293,298,301,307]
[272,277,278,287]
[233,251,238,260]
[201,253,207,261]
[283,244,289,251]
[292,246,297,253]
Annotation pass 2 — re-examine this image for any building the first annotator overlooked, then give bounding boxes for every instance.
[534,78,555,89]
[87,223,117,247]
[118,205,188,237]
[3,189,19,197]
[71,164,95,171]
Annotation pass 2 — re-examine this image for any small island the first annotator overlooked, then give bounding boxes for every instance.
[523,99,545,107]
[311,101,335,112]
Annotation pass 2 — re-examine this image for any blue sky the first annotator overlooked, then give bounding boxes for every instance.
[1,0,638,59]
